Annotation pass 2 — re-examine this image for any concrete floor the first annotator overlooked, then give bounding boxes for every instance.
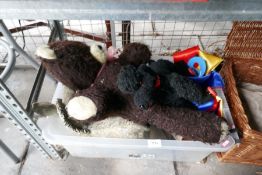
[0,67,261,175]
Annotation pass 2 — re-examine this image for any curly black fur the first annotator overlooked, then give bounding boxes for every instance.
[154,77,196,108]
[134,64,157,109]
[134,87,155,110]
[136,64,156,88]
[117,65,141,93]
[118,42,151,67]
[149,60,192,76]
[117,64,157,109]
[167,72,207,104]
[117,60,210,110]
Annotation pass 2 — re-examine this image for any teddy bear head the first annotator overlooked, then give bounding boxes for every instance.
[117,64,157,110]
[35,41,108,91]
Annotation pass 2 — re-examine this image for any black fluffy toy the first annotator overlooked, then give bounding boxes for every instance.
[117,59,211,110]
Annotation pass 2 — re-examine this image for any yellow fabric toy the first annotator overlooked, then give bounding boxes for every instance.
[199,51,223,75]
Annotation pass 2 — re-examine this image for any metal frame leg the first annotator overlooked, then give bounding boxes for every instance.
[49,20,65,41]
[26,64,46,117]
[0,80,62,159]
[0,20,66,159]
[26,20,63,117]
[122,21,131,47]
[0,139,20,163]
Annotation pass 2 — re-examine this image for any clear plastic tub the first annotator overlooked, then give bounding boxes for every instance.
[38,83,238,162]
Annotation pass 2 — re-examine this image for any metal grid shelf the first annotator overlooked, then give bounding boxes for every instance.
[1,20,232,65]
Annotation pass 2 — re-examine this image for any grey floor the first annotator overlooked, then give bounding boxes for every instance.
[0,68,262,175]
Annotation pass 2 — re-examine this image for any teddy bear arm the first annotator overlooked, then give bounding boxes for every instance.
[167,73,207,104]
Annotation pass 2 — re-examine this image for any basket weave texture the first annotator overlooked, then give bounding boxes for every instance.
[224,21,262,60]
[218,21,262,166]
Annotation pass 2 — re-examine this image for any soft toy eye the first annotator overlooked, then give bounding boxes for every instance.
[139,104,147,110]
[139,105,145,109]
[98,45,103,50]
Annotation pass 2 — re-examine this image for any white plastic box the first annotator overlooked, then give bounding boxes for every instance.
[38,83,238,162]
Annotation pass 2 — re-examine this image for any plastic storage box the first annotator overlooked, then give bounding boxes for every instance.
[38,83,238,162]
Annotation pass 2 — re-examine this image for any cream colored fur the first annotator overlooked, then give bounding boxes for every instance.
[90,44,106,64]
[67,96,97,120]
[35,45,57,60]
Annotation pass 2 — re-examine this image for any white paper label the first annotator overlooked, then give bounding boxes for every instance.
[222,140,230,147]
[148,139,162,148]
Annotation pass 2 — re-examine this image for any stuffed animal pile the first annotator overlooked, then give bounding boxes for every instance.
[36,41,229,143]
[117,60,211,110]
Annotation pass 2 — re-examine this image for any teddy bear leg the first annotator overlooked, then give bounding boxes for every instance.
[67,96,98,121]
[147,107,224,143]
[171,120,229,142]
[56,99,91,133]
[67,85,112,121]
[167,73,208,103]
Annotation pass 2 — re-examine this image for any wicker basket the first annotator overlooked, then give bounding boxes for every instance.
[217,21,262,166]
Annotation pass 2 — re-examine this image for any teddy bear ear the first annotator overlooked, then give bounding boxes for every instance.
[90,44,106,64]
[35,45,57,60]
[117,65,141,94]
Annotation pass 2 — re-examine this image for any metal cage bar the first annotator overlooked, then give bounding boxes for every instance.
[0,20,66,159]
[0,80,62,159]
[0,139,20,163]
[0,39,15,82]
[1,20,232,61]
[0,20,40,69]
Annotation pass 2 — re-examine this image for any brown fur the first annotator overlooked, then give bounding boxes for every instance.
[41,41,102,90]
[71,61,222,143]
[118,42,152,67]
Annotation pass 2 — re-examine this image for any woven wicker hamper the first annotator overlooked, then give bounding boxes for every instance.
[217,21,262,166]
